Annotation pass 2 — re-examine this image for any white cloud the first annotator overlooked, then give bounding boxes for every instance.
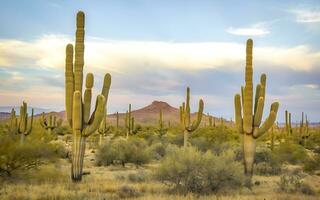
[289,9,320,23]
[0,34,320,73]
[226,23,270,36]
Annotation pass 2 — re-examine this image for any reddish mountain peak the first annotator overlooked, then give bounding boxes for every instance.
[133,101,178,114]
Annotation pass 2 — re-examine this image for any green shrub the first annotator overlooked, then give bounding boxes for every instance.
[149,142,166,160]
[272,142,308,165]
[155,146,244,194]
[0,135,58,177]
[303,153,320,173]
[255,162,281,175]
[128,170,149,182]
[117,185,141,198]
[96,137,151,167]
[278,173,315,195]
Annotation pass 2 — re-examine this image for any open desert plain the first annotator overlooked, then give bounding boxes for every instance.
[0,1,320,199]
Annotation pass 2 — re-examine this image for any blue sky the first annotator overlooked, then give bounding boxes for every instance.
[0,0,320,122]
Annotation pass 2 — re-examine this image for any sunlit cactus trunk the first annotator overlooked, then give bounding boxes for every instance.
[234,39,279,186]
[65,11,111,182]
[180,87,204,148]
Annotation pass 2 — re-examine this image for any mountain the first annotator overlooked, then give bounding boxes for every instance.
[0,106,51,115]
[107,100,225,126]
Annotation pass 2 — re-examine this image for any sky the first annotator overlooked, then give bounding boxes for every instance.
[0,0,320,122]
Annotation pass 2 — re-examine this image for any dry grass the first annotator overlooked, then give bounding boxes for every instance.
[0,150,319,200]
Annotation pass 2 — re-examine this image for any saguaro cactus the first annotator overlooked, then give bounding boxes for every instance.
[125,104,134,139]
[234,39,279,185]
[116,112,119,129]
[285,110,292,136]
[180,87,204,148]
[158,109,167,137]
[40,113,62,135]
[98,111,108,146]
[17,102,34,143]
[8,109,18,134]
[65,11,111,182]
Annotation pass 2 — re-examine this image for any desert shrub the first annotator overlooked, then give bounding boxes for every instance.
[96,137,151,167]
[155,146,244,194]
[127,138,151,166]
[117,185,141,198]
[128,170,149,182]
[149,142,166,159]
[0,135,58,177]
[278,173,315,195]
[49,140,69,158]
[255,162,281,175]
[272,142,308,165]
[303,153,320,173]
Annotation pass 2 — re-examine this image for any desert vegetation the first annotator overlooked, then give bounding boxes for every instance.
[0,10,319,200]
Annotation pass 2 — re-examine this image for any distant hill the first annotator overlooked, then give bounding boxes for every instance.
[0,101,232,127]
[107,100,226,126]
[0,106,51,115]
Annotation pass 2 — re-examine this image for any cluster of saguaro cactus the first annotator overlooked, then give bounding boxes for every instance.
[158,109,167,137]
[125,104,134,139]
[180,87,204,148]
[285,110,292,136]
[40,113,62,135]
[234,39,279,186]
[98,111,108,146]
[8,102,34,143]
[65,11,111,182]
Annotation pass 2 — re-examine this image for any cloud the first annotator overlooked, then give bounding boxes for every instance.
[0,34,320,73]
[289,9,320,23]
[226,23,270,36]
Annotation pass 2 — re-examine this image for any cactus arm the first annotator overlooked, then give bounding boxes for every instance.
[253,97,264,127]
[74,11,85,93]
[83,73,93,124]
[26,108,34,135]
[101,73,111,102]
[243,39,253,134]
[84,95,106,136]
[253,102,279,138]
[254,84,261,113]
[190,99,204,131]
[65,44,74,126]
[234,94,243,134]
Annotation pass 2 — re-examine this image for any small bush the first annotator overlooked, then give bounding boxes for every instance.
[303,154,320,173]
[117,185,141,198]
[128,170,149,182]
[278,173,315,195]
[96,137,151,167]
[0,135,59,177]
[155,146,244,194]
[149,142,166,160]
[273,142,308,165]
[255,162,281,175]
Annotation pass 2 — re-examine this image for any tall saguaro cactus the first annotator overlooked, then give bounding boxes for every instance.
[125,104,134,139]
[158,109,167,137]
[65,11,111,182]
[180,87,204,148]
[8,103,33,142]
[18,102,34,143]
[285,110,292,136]
[116,112,119,129]
[40,113,62,135]
[8,109,18,134]
[234,39,279,185]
